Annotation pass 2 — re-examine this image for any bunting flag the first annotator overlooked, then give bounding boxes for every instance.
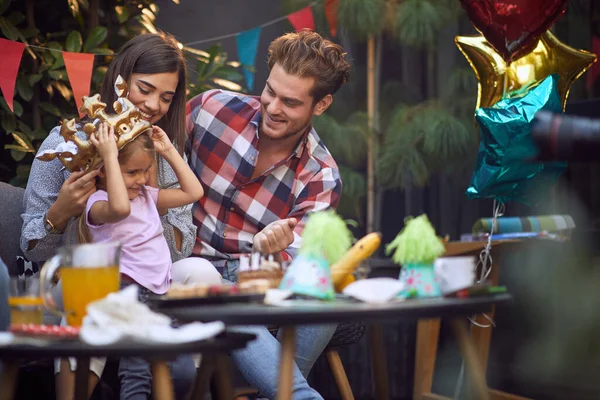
[288,5,315,32]
[325,0,339,37]
[586,36,600,89]
[236,27,262,91]
[0,1,325,115]
[0,38,25,112]
[63,51,95,116]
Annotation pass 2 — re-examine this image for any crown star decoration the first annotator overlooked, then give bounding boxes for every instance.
[36,75,151,172]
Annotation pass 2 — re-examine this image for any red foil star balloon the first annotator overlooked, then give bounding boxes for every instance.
[459,0,569,62]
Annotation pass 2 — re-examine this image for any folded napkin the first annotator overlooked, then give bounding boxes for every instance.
[342,278,406,304]
[80,285,224,346]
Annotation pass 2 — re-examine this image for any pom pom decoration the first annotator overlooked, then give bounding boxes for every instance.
[386,214,445,266]
[279,211,352,300]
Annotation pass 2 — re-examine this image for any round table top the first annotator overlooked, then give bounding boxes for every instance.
[0,331,255,360]
[157,293,511,326]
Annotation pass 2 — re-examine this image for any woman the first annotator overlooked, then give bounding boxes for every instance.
[21,32,220,400]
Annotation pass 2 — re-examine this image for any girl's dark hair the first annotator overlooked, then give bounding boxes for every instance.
[100,32,187,155]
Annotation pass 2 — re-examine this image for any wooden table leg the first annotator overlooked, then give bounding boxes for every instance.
[450,319,490,400]
[369,324,389,400]
[74,357,90,400]
[187,355,216,400]
[0,361,19,400]
[214,354,233,400]
[151,360,175,400]
[326,350,355,400]
[413,318,441,400]
[276,326,296,400]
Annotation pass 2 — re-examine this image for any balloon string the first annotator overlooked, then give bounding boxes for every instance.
[469,199,503,328]
[454,201,504,399]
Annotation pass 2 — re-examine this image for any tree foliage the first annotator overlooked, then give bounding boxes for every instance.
[0,0,244,185]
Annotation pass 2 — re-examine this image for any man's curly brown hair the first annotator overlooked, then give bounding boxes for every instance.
[267,30,350,102]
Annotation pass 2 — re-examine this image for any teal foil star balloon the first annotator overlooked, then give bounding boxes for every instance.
[466,74,567,205]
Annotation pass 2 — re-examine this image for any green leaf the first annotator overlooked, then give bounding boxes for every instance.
[0,16,20,40]
[40,102,62,117]
[31,127,48,140]
[0,0,11,15]
[13,99,22,116]
[83,26,107,52]
[87,47,114,55]
[17,120,32,136]
[7,11,25,26]
[16,164,31,179]
[10,148,26,161]
[29,74,43,85]
[92,65,108,85]
[65,30,83,52]
[1,112,16,132]
[67,0,79,16]
[21,26,39,39]
[11,131,34,151]
[48,69,66,80]
[115,5,129,24]
[16,76,33,101]
[51,81,72,100]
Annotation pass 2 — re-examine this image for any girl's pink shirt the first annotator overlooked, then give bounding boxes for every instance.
[86,186,171,294]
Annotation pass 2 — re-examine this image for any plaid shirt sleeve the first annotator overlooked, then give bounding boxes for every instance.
[282,166,342,260]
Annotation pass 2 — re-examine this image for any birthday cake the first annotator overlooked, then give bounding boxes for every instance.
[237,254,284,289]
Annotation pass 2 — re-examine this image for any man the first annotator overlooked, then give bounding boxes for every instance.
[186,30,350,398]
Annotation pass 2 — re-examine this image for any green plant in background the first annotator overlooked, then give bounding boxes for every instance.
[185,44,246,98]
[0,0,245,186]
[282,0,478,229]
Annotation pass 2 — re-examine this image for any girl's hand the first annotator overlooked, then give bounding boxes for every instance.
[150,126,174,155]
[90,123,118,161]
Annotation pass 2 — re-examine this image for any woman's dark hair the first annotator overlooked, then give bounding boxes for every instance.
[100,32,187,155]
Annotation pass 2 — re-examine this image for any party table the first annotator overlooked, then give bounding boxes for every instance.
[157,293,512,400]
[414,240,526,400]
[0,330,255,400]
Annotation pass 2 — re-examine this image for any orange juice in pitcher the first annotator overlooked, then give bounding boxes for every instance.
[61,265,120,326]
[40,242,121,327]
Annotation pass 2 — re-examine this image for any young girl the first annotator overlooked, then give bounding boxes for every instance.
[82,121,203,398]
[85,122,203,294]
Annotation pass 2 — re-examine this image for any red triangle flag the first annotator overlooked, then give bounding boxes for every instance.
[288,6,315,32]
[325,0,339,37]
[63,51,95,116]
[586,36,600,90]
[0,38,25,112]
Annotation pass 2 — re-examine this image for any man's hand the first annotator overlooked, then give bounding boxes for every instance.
[253,218,298,255]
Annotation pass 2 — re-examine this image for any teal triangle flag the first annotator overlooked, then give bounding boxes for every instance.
[236,27,261,91]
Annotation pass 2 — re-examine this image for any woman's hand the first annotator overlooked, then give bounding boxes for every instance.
[48,169,99,230]
[149,126,175,156]
[90,123,118,161]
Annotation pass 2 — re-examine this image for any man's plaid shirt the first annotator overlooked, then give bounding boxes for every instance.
[185,89,342,262]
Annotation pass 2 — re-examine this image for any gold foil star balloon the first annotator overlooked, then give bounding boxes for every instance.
[456,31,597,111]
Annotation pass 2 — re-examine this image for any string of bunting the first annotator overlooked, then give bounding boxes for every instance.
[0,0,339,114]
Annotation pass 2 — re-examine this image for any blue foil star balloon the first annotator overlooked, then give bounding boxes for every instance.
[466,74,567,205]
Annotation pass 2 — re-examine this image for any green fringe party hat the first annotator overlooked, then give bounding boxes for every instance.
[386,214,445,265]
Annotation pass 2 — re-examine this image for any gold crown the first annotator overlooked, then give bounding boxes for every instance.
[36,75,151,172]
